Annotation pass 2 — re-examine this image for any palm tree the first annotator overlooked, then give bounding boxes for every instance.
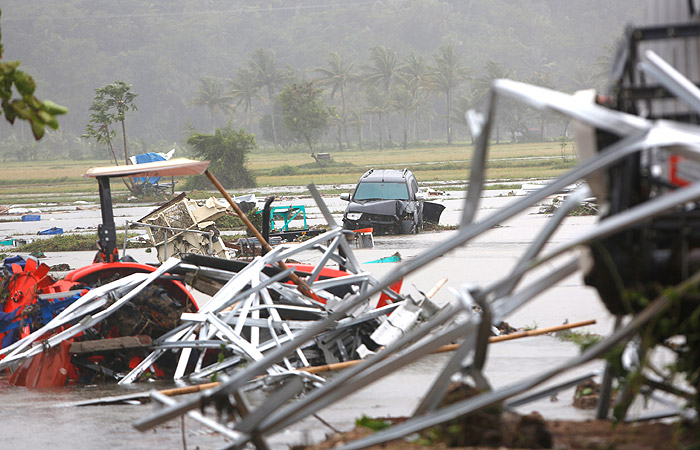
[397,53,430,142]
[229,67,263,130]
[363,86,389,149]
[389,85,419,149]
[363,46,398,144]
[473,61,514,143]
[527,70,557,140]
[363,46,398,93]
[346,108,365,149]
[314,52,357,149]
[190,76,234,132]
[397,53,429,93]
[473,60,512,104]
[451,95,474,144]
[248,48,291,147]
[430,45,470,145]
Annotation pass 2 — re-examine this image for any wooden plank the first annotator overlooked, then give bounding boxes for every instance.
[69,335,152,354]
[184,272,225,296]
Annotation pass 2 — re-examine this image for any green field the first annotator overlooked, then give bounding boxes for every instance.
[0,141,577,205]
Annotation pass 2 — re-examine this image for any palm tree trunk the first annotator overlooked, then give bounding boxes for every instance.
[357,122,363,149]
[446,89,452,145]
[402,112,408,149]
[341,86,350,149]
[267,84,278,147]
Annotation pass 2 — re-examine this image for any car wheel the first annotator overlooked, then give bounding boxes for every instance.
[399,220,413,234]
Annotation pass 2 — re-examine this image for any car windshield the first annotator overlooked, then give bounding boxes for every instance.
[354,181,409,201]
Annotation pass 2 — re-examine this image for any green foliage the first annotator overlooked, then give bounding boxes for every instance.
[279,82,330,151]
[355,415,391,432]
[246,208,263,236]
[0,9,67,140]
[1,1,643,153]
[215,209,262,237]
[258,98,296,147]
[189,76,234,132]
[0,176,69,185]
[557,330,603,350]
[430,45,470,144]
[15,232,148,252]
[83,80,138,165]
[363,46,398,94]
[249,48,292,147]
[214,214,243,230]
[187,127,256,189]
[269,164,299,176]
[229,67,263,129]
[600,282,700,423]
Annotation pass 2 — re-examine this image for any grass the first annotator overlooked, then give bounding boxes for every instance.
[16,232,150,252]
[557,329,603,350]
[0,141,576,205]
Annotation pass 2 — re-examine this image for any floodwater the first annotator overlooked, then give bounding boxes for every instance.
[0,189,652,449]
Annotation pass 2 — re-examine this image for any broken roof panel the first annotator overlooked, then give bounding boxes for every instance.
[84,158,210,179]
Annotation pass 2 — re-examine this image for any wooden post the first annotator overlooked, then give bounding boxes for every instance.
[204,170,315,299]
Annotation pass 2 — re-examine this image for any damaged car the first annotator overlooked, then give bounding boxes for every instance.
[341,169,444,234]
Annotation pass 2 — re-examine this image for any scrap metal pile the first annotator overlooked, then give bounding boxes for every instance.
[0,206,415,386]
[131,192,236,262]
[127,6,700,449]
[2,3,699,448]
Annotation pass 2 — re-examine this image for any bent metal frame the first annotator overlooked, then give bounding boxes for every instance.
[131,49,700,449]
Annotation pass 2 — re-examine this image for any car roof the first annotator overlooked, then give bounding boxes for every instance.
[360,169,413,183]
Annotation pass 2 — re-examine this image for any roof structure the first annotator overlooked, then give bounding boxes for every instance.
[84,158,210,179]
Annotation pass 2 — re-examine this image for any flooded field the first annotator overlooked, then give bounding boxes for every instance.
[1,189,625,449]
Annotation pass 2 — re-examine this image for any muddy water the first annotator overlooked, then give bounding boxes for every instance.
[0,190,632,449]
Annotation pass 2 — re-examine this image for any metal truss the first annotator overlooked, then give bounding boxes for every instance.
[131,50,700,449]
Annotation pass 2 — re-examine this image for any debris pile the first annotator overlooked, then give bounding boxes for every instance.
[127,19,700,447]
[5,8,700,446]
[0,200,419,388]
[426,384,552,448]
[134,193,237,261]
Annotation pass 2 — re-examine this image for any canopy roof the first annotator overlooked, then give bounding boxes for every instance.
[84,158,210,179]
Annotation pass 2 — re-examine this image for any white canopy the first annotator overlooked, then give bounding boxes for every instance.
[84,158,210,179]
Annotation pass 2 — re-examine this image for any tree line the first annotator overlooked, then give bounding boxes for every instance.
[0,0,641,161]
[191,43,612,153]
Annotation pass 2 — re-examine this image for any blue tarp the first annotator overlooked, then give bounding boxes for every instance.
[0,292,84,348]
[3,255,25,272]
[132,152,167,184]
[38,227,63,235]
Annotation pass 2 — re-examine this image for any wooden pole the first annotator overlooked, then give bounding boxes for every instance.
[160,381,222,397]
[205,170,315,298]
[295,320,597,374]
[426,277,448,298]
[158,319,598,391]
[433,319,597,354]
